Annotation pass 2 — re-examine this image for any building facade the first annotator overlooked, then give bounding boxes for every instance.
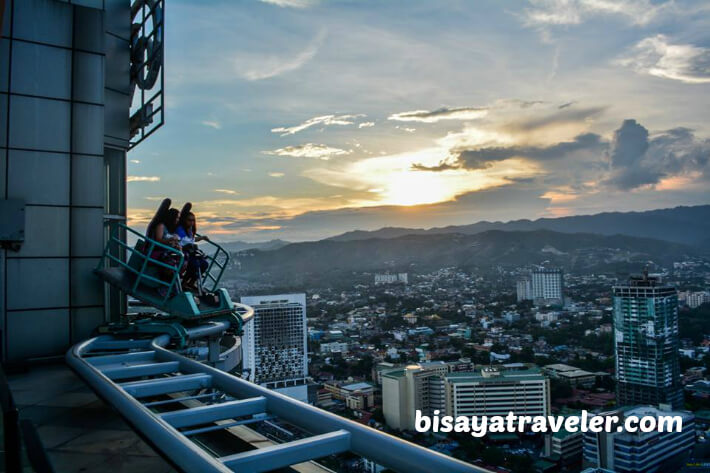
[543,363,603,388]
[446,367,550,418]
[544,418,584,467]
[240,293,308,394]
[374,272,408,285]
[613,273,683,409]
[383,364,550,431]
[0,0,158,362]
[583,406,694,473]
[680,290,710,308]
[320,341,349,354]
[382,362,449,431]
[516,278,532,302]
[531,268,564,305]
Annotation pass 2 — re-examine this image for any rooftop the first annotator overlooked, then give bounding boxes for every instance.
[446,368,544,384]
[7,364,175,472]
[544,363,579,372]
[342,382,374,392]
[382,369,406,379]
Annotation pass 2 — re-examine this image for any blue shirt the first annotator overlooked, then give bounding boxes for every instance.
[176,225,194,246]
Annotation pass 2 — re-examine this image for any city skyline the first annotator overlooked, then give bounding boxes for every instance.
[127,0,710,241]
[4,2,708,472]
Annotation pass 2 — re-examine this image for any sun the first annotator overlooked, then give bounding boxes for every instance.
[379,171,467,206]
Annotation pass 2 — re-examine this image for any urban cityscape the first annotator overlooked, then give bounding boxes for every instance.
[1,1,710,473]
[215,246,710,473]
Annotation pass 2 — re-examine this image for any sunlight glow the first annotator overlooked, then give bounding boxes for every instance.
[305,147,540,208]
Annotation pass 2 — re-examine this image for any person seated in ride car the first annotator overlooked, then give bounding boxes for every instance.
[145,204,185,295]
[176,210,209,290]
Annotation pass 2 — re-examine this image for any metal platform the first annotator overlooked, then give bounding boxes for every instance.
[66,326,486,473]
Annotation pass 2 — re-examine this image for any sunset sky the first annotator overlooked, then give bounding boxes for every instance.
[128,0,710,241]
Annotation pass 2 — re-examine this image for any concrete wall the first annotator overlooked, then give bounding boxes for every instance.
[0,0,130,362]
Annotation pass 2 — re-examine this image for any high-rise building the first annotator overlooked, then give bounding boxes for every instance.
[679,290,710,308]
[446,367,550,418]
[583,406,694,473]
[613,273,683,409]
[240,293,308,400]
[375,272,408,284]
[531,268,564,305]
[382,362,449,430]
[544,415,584,466]
[0,0,161,363]
[516,278,532,302]
[382,364,550,431]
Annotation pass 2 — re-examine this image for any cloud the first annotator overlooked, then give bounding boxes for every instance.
[617,35,710,84]
[414,133,607,171]
[129,159,140,164]
[304,145,540,207]
[264,143,351,160]
[358,122,375,128]
[605,119,658,190]
[541,187,580,203]
[388,107,488,123]
[242,30,326,81]
[522,0,667,26]
[396,126,417,133]
[214,189,238,195]
[127,176,160,182]
[201,120,222,129]
[259,0,317,7]
[171,184,553,242]
[271,113,365,136]
[504,106,605,133]
[606,119,710,190]
[558,101,575,109]
[411,162,460,172]
[465,133,605,165]
[268,172,285,178]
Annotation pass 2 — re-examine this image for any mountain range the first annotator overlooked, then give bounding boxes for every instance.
[326,205,710,247]
[219,239,290,253]
[231,205,709,284]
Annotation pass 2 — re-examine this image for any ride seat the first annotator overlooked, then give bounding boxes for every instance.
[126,239,163,289]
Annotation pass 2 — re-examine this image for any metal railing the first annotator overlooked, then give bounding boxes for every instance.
[196,235,230,293]
[66,322,486,473]
[129,0,165,148]
[100,222,184,304]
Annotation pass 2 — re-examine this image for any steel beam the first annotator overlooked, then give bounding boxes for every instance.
[101,361,181,380]
[159,397,267,429]
[182,415,273,436]
[88,350,156,366]
[220,430,351,473]
[91,339,153,351]
[120,373,212,398]
[66,338,232,473]
[69,325,488,473]
[156,339,487,473]
[143,392,221,407]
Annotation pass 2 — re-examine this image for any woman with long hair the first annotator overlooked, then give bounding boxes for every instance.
[145,199,185,296]
[177,204,210,291]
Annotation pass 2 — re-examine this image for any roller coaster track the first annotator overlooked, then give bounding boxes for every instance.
[66,317,486,473]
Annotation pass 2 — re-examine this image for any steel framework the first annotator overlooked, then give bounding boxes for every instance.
[67,320,487,473]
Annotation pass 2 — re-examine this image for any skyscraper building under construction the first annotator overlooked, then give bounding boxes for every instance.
[613,272,683,409]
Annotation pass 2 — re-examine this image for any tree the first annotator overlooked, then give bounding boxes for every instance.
[550,379,573,400]
[481,446,504,467]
